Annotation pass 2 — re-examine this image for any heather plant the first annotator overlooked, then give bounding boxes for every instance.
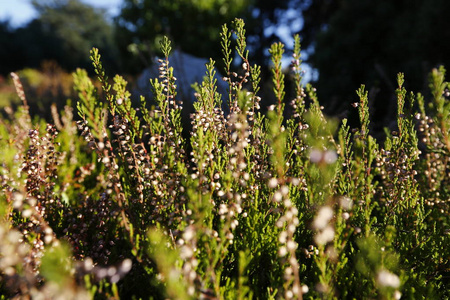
[0,19,449,299]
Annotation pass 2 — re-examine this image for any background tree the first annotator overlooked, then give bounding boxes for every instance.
[114,0,296,74]
[13,19,65,71]
[1,0,118,76]
[0,19,60,75]
[31,0,118,72]
[298,0,450,131]
[0,20,25,75]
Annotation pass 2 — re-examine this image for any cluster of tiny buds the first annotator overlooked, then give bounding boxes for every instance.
[444,88,450,97]
[376,269,402,299]
[157,58,178,97]
[313,206,335,246]
[290,89,307,118]
[11,192,58,276]
[415,111,449,209]
[285,285,309,299]
[269,181,304,299]
[215,195,243,245]
[19,210,54,245]
[218,202,242,227]
[227,114,251,181]
[302,244,319,259]
[76,119,95,143]
[21,125,61,204]
[64,193,120,264]
[191,107,226,139]
[222,60,250,97]
[376,148,418,179]
[0,222,30,277]
[309,148,338,165]
[416,113,440,146]
[77,257,132,284]
[277,210,299,257]
[312,197,353,248]
[177,225,199,296]
[290,53,303,73]
[9,123,67,280]
[10,72,27,104]
[222,113,256,226]
[0,221,61,297]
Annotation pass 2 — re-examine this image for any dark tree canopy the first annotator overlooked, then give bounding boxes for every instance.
[0,21,24,75]
[0,18,66,75]
[0,0,118,75]
[1,0,118,75]
[299,0,450,129]
[31,0,119,72]
[115,0,296,74]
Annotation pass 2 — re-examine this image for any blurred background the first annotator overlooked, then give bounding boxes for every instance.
[2,0,450,133]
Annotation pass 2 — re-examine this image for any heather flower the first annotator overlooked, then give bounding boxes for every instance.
[268,177,278,188]
[313,206,334,230]
[314,226,335,245]
[376,269,401,289]
[339,196,353,210]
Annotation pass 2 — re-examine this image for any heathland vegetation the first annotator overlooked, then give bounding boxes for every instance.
[0,18,449,299]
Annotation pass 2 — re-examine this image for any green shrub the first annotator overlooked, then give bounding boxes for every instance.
[0,19,448,299]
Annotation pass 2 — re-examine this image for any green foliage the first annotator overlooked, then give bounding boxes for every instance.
[40,241,74,286]
[0,19,449,300]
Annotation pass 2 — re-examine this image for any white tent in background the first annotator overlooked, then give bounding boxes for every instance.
[135,49,229,105]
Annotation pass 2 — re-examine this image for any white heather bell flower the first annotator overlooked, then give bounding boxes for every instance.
[313,206,334,230]
[301,285,309,294]
[268,177,278,188]
[376,269,400,288]
[286,240,297,251]
[183,226,196,242]
[314,226,335,245]
[324,150,338,164]
[342,212,350,220]
[278,246,288,257]
[309,148,323,163]
[310,148,338,164]
[273,191,282,202]
[339,196,353,210]
[218,204,228,215]
[180,246,194,259]
[394,290,402,300]
[279,231,288,244]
